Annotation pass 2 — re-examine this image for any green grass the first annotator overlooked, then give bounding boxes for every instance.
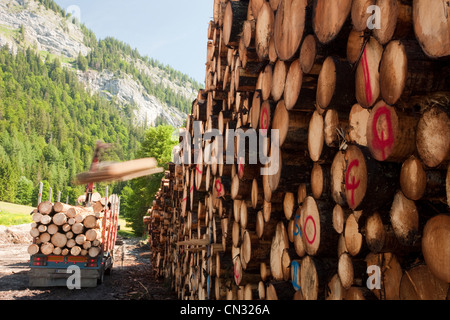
[0,202,34,226]
[117,217,135,238]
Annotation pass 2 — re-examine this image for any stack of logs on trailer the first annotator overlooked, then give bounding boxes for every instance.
[28,193,119,258]
[144,0,450,300]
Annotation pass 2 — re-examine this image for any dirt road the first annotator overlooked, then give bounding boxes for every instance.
[0,225,177,300]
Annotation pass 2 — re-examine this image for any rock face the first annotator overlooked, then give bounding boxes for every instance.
[0,0,88,57]
[0,0,194,127]
[78,69,186,127]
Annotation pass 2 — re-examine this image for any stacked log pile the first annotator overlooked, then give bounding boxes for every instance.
[27,193,118,258]
[145,0,450,300]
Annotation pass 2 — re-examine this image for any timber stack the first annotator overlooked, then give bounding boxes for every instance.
[144,0,450,300]
[27,193,118,259]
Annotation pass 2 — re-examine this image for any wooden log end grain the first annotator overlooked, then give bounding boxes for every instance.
[366,100,419,162]
[390,191,419,247]
[413,0,450,58]
[344,145,400,211]
[347,103,370,147]
[416,105,450,168]
[422,214,450,283]
[351,0,377,32]
[284,59,305,111]
[330,151,347,206]
[271,59,288,102]
[400,155,427,201]
[307,110,325,162]
[379,40,408,106]
[270,221,289,281]
[400,264,449,300]
[313,0,353,45]
[372,0,399,45]
[273,0,308,61]
[366,252,403,300]
[299,34,317,74]
[255,2,275,61]
[355,37,383,108]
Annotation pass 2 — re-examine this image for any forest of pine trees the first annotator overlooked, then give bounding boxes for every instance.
[0,45,144,206]
[0,0,200,235]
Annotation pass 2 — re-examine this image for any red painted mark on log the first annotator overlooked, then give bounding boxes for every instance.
[362,47,373,105]
[345,159,361,208]
[238,157,245,178]
[304,215,317,245]
[371,105,394,161]
[215,179,223,195]
[260,108,269,135]
[234,261,240,285]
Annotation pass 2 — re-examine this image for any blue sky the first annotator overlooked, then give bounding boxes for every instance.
[53,0,212,84]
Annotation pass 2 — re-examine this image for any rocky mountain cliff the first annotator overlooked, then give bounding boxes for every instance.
[0,0,198,127]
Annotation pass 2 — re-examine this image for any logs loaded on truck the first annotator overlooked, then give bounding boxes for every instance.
[28,142,164,288]
[144,0,450,300]
[28,193,120,288]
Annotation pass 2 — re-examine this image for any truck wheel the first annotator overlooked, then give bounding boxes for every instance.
[97,269,105,285]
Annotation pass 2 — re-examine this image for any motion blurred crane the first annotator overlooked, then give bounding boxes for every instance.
[75,141,164,204]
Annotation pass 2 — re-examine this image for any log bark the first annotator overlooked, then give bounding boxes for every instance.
[223,1,249,47]
[379,40,450,106]
[316,56,355,111]
[272,100,310,151]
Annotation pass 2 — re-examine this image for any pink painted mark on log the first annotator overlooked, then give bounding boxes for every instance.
[215,179,223,195]
[234,261,240,285]
[304,215,317,245]
[238,157,245,178]
[371,105,394,161]
[362,47,373,106]
[345,159,361,208]
[260,108,269,136]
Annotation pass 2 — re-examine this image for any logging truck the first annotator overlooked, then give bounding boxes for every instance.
[28,192,120,288]
[28,142,161,288]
